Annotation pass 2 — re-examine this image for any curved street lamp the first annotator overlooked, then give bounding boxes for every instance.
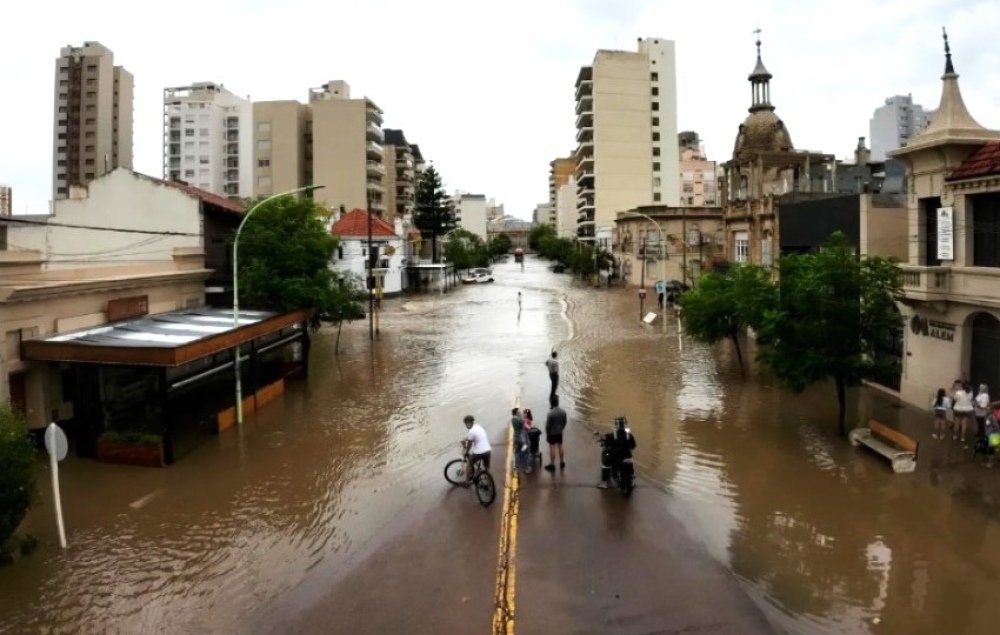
[233,184,325,425]
[618,210,668,333]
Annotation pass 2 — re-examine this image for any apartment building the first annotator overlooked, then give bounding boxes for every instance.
[453,193,489,239]
[252,80,385,214]
[555,176,578,238]
[891,36,1000,407]
[163,82,252,198]
[410,144,427,176]
[574,37,679,242]
[532,203,552,225]
[52,41,133,200]
[383,129,417,218]
[870,94,935,161]
[548,156,575,225]
[678,132,720,206]
[0,184,10,216]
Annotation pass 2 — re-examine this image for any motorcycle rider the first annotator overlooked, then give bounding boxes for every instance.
[598,416,637,489]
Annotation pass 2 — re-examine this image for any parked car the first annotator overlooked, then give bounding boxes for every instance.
[550,264,567,273]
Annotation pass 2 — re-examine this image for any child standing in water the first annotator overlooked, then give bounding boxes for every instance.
[931,388,951,440]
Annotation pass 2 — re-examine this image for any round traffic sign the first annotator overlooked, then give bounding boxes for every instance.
[45,423,68,462]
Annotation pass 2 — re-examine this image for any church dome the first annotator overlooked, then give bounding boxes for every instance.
[734,110,794,157]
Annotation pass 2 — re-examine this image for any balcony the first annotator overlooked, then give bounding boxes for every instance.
[577,198,595,212]
[226,143,239,156]
[367,179,386,193]
[366,121,383,142]
[396,169,413,182]
[366,102,383,126]
[366,160,385,177]
[577,186,595,201]
[576,95,593,116]
[575,69,593,100]
[899,265,1000,307]
[226,117,239,128]
[576,111,593,130]
[576,125,593,144]
[225,169,239,182]
[576,158,594,180]
[366,142,383,160]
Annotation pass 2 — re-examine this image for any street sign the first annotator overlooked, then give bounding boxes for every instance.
[45,423,68,462]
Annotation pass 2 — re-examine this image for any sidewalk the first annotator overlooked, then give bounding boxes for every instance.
[858,385,1000,502]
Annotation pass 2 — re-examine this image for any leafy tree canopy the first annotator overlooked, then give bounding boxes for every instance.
[413,164,456,263]
[0,404,36,551]
[756,232,902,435]
[443,228,489,270]
[487,233,513,258]
[237,195,365,328]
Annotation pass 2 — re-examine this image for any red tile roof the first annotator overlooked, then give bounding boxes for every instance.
[330,209,398,238]
[947,141,1000,182]
[162,180,244,214]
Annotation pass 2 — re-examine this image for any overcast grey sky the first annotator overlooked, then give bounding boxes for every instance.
[2,0,998,219]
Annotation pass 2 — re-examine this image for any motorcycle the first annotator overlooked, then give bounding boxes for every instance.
[595,427,636,499]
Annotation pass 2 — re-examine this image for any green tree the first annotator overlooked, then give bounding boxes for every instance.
[326,271,367,353]
[413,164,456,263]
[0,404,36,554]
[443,228,489,270]
[487,233,512,259]
[237,194,362,330]
[679,263,775,375]
[529,224,557,251]
[756,232,902,435]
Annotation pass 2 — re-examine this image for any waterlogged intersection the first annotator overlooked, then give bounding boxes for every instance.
[2,258,998,634]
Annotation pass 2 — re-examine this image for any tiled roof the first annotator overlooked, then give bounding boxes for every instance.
[163,180,244,214]
[946,141,1000,182]
[330,209,398,238]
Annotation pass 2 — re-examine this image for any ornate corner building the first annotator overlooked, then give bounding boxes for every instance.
[721,36,833,269]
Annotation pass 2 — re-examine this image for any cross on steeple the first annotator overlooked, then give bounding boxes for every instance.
[753,26,762,56]
[942,26,955,74]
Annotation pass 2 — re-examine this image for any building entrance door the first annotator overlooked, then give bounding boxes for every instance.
[8,372,27,415]
[970,312,1000,394]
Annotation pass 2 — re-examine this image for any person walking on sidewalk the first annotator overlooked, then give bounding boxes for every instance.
[545,350,560,398]
[931,388,951,440]
[544,395,568,472]
[511,407,530,474]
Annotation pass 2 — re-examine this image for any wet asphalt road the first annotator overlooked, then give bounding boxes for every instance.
[251,259,771,635]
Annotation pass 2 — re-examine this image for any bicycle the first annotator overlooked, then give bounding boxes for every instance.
[444,447,497,507]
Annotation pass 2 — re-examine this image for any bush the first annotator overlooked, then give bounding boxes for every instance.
[0,404,37,551]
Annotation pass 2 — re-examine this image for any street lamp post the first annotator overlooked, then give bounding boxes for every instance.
[233,184,324,426]
[618,211,667,333]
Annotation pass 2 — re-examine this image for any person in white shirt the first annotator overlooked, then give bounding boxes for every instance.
[952,382,974,443]
[462,415,492,485]
[931,388,952,440]
[545,351,560,398]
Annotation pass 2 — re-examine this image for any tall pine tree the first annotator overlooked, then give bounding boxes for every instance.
[413,164,456,263]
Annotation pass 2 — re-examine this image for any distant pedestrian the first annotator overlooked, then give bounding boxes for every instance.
[544,395,568,472]
[517,291,522,310]
[931,388,951,440]
[545,350,559,397]
[511,407,530,473]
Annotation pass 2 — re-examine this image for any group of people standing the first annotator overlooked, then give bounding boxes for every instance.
[510,395,568,476]
[932,381,999,460]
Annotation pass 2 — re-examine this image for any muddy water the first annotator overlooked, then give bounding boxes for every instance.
[1,258,997,634]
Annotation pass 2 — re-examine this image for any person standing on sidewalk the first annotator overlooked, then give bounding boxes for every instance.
[511,407,530,474]
[931,388,951,440]
[545,350,560,398]
[544,395,568,472]
[974,384,991,439]
[952,382,974,444]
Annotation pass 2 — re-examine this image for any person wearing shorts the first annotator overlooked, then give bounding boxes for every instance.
[544,395,568,472]
[463,415,492,484]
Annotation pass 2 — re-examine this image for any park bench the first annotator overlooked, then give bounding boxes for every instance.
[848,420,918,473]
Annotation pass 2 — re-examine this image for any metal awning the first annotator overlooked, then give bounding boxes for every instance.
[22,307,312,367]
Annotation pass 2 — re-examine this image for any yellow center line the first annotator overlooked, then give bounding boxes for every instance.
[492,383,521,634]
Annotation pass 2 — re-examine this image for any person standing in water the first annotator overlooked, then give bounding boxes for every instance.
[545,350,559,398]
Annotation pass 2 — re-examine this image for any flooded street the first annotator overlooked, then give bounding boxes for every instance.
[2,258,998,634]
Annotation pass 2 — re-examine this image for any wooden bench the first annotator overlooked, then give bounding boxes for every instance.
[848,420,918,473]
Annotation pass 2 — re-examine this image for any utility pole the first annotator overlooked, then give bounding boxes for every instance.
[367,193,374,342]
[681,207,688,287]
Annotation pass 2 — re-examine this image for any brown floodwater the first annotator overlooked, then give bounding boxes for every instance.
[1,258,997,634]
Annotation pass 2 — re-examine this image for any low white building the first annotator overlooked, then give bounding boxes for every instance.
[330,209,406,296]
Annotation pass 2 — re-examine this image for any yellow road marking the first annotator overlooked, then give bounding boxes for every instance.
[492,383,521,633]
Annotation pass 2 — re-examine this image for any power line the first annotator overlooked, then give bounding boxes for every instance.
[0,215,200,237]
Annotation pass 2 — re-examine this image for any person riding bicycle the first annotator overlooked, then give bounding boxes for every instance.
[598,416,637,489]
[463,415,492,486]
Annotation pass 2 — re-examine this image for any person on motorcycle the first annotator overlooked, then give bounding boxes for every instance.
[598,416,637,489]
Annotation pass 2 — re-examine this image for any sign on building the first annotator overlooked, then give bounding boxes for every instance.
[937,207,954,261]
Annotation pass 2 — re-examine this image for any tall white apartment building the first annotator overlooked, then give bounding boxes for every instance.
[555,176,578,238]
[163,82,253,198]
[453,193,489,240]
[869,94,935,161]
[574,37,679,241]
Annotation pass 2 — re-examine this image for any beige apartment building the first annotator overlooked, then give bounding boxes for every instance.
[548,156,575,225]
[252,81,385,214]
[383,129,417,218]
[891,39,1000,407]
[53,41,133,200]
[575,38,680,242]
[678,132,720,206]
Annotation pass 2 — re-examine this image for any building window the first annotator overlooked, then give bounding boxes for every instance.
[257,175,272,188]
[199,128,209,137]
[651,72,658,81]
[257,121,272,134]
[85,131,94,138]
[57,133,66,140]
[184,169,195,178]
[199,156,209,164]
[185,129,195,137]
[184,115,195,123]
[257,140,271,153]
[258,159,271,167]
[86,91,96,98]
[651,102,659,111]
[653,193,661,202]
[85,118,95,125]
[85,105,95,112]
[653,177,661,187]
[653,147,660,157]
[85,158,94,165]
[652,87,659,96]
[85,145,94,152]
[84,172,94,179]
[86,78,95,85]
[734,232,749,263]
[652,162,660,171]
[184,155,195,162]
[762,235,773,269]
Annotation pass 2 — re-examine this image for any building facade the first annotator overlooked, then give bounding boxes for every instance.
[532,203,552,225]
[612,205,725,288]
[722,37,833,275]
[870,94,935,162]
[383,129,417,219]
[574,37,680,241]
[453,193,489,239]
[163,82,253,198]
[252,81,386,214]
[680,144,720,207]
[0,184,10,216]
[53,41,134,200]
[329,209,406,296]
[891,35,1000,407]
[548,156,575,225]
[555,177,578,238]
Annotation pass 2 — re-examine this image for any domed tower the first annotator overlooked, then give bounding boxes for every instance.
[732,32,794,159]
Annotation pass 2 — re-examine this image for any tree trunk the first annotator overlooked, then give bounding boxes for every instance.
[335,321,343,355]
[835,375,847,436]
[431,235,439,264]
[730,331,746,377]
